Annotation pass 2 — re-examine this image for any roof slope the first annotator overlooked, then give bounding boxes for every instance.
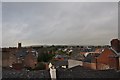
[57,65,120,78]
[83,53,100,62]
[110,48,120,56]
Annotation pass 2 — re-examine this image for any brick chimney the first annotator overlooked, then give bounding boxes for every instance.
[111,39,120,53]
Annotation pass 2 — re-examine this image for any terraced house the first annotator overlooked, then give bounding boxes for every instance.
[2,43,38,70]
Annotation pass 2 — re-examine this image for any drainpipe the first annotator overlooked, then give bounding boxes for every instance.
[116,56,119,70]
[118,56,120,70]
[95,57,97,70]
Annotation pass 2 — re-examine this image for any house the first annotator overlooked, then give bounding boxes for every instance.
[82,39,120,70]
[82,47,103,57]
[71,47,97,61]
[14,44,38,69]
[2,48,17,68]
[2,43,38,69]
[96,48,120,70]
[23,47,38,69]
[83,48,120,70]
[71,47,81,60]
[96,39,120,70]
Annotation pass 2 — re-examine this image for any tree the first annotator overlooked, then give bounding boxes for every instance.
[37,52,55,62]
[35,62,46,70]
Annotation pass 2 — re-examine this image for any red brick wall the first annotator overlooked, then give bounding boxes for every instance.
[97,48,115,64]
[97,63,109,70]
[24,52,37,69]
[2,52,17,68]
[12,63,23,70]
[83,62,96,70]
[83,62,110,70]
[9,53,17,67]
[97,48,118,69]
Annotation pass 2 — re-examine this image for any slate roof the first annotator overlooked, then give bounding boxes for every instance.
[2,66,120,79]
[16,49,28,58]
[2,68,51,78]
[57,65,120,78]
[83,53,100,62]
[50,60,68,68]
[16,48,38,58]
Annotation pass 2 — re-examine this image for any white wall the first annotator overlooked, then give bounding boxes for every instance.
[68,59,83,68]
[50,67,56,80]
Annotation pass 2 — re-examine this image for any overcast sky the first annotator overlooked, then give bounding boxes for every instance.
[2,2,118,47]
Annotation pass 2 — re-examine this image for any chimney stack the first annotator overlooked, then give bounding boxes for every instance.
[111,39,120,53]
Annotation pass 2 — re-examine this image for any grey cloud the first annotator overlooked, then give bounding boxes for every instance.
[2,2,118,47]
